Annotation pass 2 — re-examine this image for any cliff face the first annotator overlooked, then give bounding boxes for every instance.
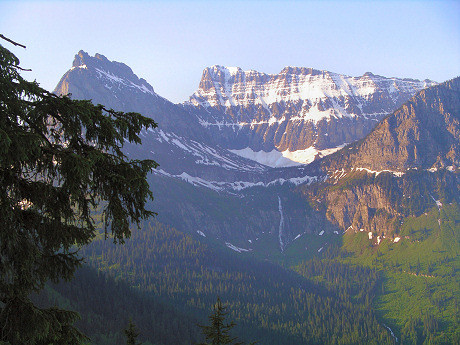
[303,169,459,237]
[301,78,460,238]
[183,65,435,159]
[324,78,460,172]
[54,51,204,137]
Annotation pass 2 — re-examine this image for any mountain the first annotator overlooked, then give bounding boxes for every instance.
[300,78,460,238]
[182,65,435,166]
[55,50,203,137]
[54,51,324,252]
[54,50,451,250]
[323,77,460,172]
[294,79,459,343]
[52,51,459,344]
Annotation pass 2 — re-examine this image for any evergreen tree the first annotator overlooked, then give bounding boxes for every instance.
[124,319,142,345]
[0,36,157,344]
[197,297,255,345]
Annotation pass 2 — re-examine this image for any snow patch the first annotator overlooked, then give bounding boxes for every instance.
[225,242,250,253]
[354,167,404,177]
[229,144,346,168]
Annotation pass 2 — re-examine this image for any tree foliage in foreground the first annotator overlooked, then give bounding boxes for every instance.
[197,297,255,345]
[124,319,142,345]
[0,38,157,344]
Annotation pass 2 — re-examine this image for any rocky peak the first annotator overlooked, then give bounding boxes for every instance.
[189,65,436,110]
[183,65,436,163]
[323,77,460,172]
[64,50,155,97]
[279,66,322,76]
[198,65,265,94]
[54,51,210,140]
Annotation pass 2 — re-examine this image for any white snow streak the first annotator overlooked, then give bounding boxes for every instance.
[225,242,250,253]
[153,169,318,192]
[94,68,155,95]
[430,195,442,209]
[383,324,398,342]
[278,196,285,252]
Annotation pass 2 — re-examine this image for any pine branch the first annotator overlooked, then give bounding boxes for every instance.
[0,34,26,48]
[0,34,32,71]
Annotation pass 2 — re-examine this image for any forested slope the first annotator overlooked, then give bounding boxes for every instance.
[32,266,201,345]
[78,221,395,345]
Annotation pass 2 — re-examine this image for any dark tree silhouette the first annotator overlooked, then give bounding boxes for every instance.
[0,36,157,344]
[124,319,142,345]
[197,297,256,345]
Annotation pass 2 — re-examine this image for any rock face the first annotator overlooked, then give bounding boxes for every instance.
[52,51,323,248]
[324,77,460,172]
[183,65,435,164]
[54,51,203,137]
[302,78,460,238]
[303,169,459,237]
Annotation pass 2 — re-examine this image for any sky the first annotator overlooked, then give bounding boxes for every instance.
[1,0,459,103]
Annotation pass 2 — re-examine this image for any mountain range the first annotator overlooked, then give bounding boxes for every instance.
[52,51,459,344]
[183,65,435,166]
[54,51,457,251]
[56,51,436,168]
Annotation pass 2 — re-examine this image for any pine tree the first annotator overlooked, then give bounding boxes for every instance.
[197,297,255,345]
[124,319,142,345]
[0,36,157,344]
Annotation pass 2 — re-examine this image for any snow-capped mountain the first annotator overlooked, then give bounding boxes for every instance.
[182,65,436,166]
[54,51,456,254]
[55,51,204,137]
[55,51,317,192]
[323,77,460,172]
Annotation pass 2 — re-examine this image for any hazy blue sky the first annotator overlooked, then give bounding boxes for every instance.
[1,0,459,102]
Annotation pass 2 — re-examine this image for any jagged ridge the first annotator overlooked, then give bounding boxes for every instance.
[182,65,435,165]
[324,77,460,172]
[300,78,460,239]
[54,50,203,137]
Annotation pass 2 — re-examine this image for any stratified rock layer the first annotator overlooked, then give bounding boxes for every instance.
[324,77,460,171]
[183,65,435,152]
